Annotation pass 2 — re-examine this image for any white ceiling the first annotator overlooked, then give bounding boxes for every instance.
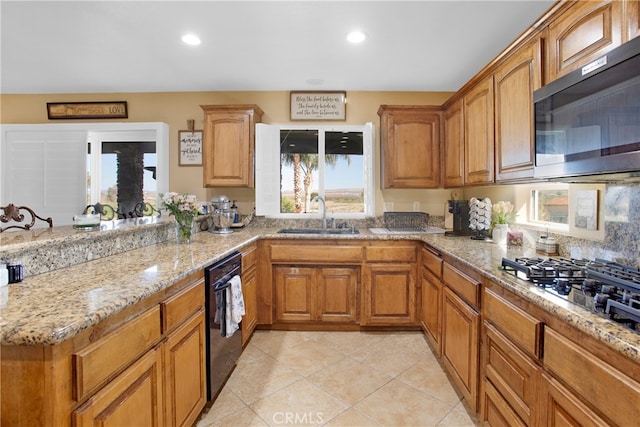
[1,0,555,94]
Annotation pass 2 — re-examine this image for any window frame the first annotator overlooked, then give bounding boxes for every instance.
[255,122,374,219]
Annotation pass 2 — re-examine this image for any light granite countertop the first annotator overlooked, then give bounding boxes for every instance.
[1,224,639,364]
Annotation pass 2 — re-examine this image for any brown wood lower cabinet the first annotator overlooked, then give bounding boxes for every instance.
[241,242,258,345]
[72,346,164,427]
[441,262,480,412]
[274,265,358,323]
[482,323,539,426]
[442,286,479,411]
[538,373,609,427]
[362,263,416,325]
[543,327,640,427]
[163,309,206,427]
[482,379,527,427]
[420,265,442,354]
[1,272,206,427]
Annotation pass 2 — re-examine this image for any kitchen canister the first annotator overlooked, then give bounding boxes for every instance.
[7,262,23,283]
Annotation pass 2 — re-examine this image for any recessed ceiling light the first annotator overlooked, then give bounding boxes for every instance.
[346,31,367,44]
[181,34,201,46]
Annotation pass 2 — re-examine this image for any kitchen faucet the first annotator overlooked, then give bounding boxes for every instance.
[311,196,327,230]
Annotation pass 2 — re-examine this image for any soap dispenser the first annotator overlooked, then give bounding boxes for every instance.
[230,200,239,224]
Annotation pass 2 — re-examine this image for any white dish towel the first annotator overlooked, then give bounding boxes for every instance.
[225,275,245,338]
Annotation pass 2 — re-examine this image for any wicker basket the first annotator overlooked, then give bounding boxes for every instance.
[383,212,429,231]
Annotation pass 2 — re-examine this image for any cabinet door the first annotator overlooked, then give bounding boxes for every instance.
[494,38,542,182]
[317,267,358,323]
[201,105,263,187]
[163,310,206,427]
[464,77,494,185]
[73,347,163,427]
[378,105,442,188]
[547,0,624,81]
[442,286,479,412]
[539,373,608,427]
[420,266,442,355]
[363,263,416,325]
[241,268,258,344]
[274,266,316,322]
[443,99,464,187]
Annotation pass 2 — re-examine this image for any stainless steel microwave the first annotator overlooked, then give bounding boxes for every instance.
[533,36,640,181]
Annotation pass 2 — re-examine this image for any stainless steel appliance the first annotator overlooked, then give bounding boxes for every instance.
[209,195,235,234]
[204,252,243,402]
[502,257,640,333]
[533,36,640,180]
[444,200,474,236]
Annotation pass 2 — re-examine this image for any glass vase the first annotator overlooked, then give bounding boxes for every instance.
[174,214,195,244]
[492,223,510,245]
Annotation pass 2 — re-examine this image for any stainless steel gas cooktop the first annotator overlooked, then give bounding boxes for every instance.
[502,257,640,333]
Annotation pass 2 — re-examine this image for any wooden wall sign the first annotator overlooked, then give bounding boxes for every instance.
[290,91,346,120]
[46,101,128,119]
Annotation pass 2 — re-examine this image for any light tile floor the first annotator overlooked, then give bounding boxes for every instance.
[197,330,481,427]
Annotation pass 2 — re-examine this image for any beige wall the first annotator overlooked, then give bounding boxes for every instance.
[2,91,468,217]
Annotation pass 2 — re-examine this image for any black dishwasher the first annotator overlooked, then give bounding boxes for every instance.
[204,251,243,402]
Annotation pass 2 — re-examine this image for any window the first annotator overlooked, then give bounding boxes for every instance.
[255,123,374,218]
[1,123,168,226]
[530,188,569,224]
[87,138,157,216]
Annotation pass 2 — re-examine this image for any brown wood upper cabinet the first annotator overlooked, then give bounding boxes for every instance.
[443,99,464,188]
[494,38,542,182]
[628,0,640,40]
[463,77,494,185]
[377,105,442,188]
[201,104,263,188]
[547,0,626,82]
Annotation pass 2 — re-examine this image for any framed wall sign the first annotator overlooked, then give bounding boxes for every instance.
[178,130,203,166]
[290,91,346,121]
[46,101,128,119]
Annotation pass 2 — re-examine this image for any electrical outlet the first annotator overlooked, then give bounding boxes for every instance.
[384,202,394,212]
[413,201,420,212]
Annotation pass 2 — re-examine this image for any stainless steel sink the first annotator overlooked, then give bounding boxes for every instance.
[278,228,360,235]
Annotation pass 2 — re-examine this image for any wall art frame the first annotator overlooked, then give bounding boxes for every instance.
[290,91,346,121]
[178,130,203,166]
[46,101,128,119]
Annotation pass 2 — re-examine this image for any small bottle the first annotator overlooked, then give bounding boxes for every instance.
[231,200,239,224]
[0,264,8,287]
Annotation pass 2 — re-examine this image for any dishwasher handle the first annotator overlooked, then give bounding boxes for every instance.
[212,269,240,291]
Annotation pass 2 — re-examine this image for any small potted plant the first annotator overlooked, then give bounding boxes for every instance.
[491,201,515,245]
[161,192,200,243]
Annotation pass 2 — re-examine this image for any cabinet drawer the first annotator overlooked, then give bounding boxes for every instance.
[73,306,161,401]
[483,288,542,358]
[544,327,640,427]
[161,279,204,333]
[365,245,416,262]
[482,379,527,427]
[484,323,539,426]
[443,263,479,307]
[271,244,362,263]
[421,245,443,277]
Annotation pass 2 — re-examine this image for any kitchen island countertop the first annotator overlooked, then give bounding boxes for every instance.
[1,225,638,363]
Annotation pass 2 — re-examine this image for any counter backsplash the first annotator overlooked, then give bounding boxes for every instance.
[2,181,639,279]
